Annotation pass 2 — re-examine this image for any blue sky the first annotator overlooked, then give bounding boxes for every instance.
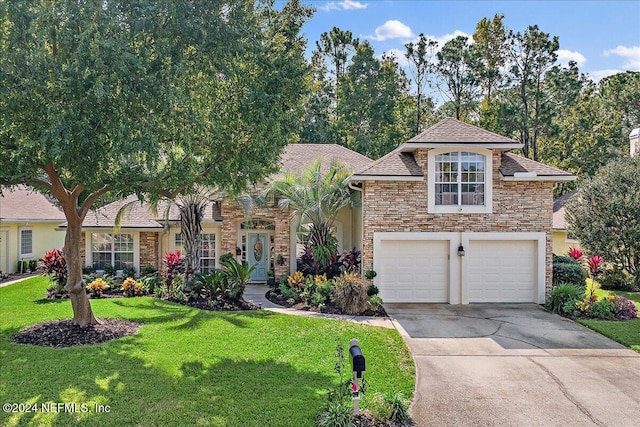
[295,0,640,81]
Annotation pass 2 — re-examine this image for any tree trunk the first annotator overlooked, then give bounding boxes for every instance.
[65,216,99,327]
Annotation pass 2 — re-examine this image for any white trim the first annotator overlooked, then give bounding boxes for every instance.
[500,172,576,182]
[347,175,424,182]
[427,148,493,214]
[401,142,523,151]
[373,232,460,304]
[460,232,546,304]
[86,231,140,275]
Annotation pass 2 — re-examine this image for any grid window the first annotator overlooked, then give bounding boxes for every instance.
[19,229,33,257]
[175,232,216,273]
[435,152,485,206]
[92,233,134,270]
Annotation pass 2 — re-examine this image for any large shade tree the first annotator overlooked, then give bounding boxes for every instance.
[0,0,311,326]
[566,157,640,286]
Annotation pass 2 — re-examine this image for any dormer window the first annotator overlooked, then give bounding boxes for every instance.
[428,148,493,214]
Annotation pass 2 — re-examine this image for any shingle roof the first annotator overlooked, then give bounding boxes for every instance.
[351,149,422,178]
[279,144,373,173]
[0,186,66,221]
[500,153,574,178]
[552,192,576,230]
[408,117,520,144]
[80,144,373,228]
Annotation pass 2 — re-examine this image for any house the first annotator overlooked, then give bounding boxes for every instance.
[347,118,575,304]
[552,192,580,256]
[0,186,66,276]
[77,144,373,281]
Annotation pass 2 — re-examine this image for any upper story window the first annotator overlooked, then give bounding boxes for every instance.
[428,148,493,214]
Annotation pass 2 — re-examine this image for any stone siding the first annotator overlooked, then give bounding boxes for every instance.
[362,149,554,297]
[139,232,160,270]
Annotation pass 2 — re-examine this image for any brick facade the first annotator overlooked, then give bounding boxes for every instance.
[139,232,160,270]
[362,149,554,297]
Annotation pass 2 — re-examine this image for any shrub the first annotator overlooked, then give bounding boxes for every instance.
[278,282,296,298]
[587,299,615,320]
[553,254,579,265]
[219,252,235,264]
[82,265,96,275]
[221,257,255,300]
[139,272,161,295]
[87,278,110,297]
[553,262,586,288]
[41,248,67,288]
[162,250,185,291]
[121,277,143,297]
[367,392,392,421]
[315,401,352,427]
[611,296,638,320]
[368,295,383,310]
[546,284,584,314]
[332,272,368,315]
[28,259,38,271]
[364,270,377,281]
[366,284,379,296]
[311,292,327,306]
[386,391,410,423]
[287,271,305,291]
[599,266,635,291]
[141,265,158,276]
[122,266,137,279]
[103,264,117,277]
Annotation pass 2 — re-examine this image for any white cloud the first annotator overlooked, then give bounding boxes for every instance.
[366,20,414,41]
[603,45,640,70]
[556,49,587,67]
[590,69,624,81]
[319,1,368,12]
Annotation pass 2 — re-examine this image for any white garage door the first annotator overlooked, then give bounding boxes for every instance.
[466,240,537,303]
[377,240,449,302]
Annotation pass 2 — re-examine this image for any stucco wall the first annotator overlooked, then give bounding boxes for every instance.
[0,222,65,274]
[361,150,555,296]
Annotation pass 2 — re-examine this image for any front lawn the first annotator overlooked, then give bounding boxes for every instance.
[0,277,414,426]
[578,281,640,353]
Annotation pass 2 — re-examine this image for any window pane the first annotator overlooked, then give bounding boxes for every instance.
[435,183,458,205]
[175,233,184,252]
[200,233,216,273]
[91,233,112,252]
[20,230,33,256]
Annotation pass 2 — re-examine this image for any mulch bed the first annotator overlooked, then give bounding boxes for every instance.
[266,290,388,317]
[353,413,413,427]
[168,296,261,311]
[11,318,140,348]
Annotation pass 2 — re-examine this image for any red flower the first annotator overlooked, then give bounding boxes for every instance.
[587,255,604,276]
[568,247,583,260]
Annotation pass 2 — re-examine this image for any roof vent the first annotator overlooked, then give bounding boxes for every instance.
[514,172,537,178]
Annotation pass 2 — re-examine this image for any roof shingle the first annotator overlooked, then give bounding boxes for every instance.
[408,117,520,144]
[0,186,66,221]
[500,153,574,177]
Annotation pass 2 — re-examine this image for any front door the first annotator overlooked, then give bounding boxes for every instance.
[248,233,268,282]
[0,230,7,275]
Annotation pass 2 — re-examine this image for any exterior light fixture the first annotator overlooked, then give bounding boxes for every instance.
[457,244,465,256]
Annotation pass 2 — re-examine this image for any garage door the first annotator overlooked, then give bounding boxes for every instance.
[466,240,537,303]
[377,240,449,302]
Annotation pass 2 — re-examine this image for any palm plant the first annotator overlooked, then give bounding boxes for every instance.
[265,158,354,268]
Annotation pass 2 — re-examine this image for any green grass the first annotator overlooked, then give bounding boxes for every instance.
[578,280,640,353]
[0,277,414,427]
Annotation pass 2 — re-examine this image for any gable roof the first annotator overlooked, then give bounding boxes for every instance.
[350,149,423,180]
[80,144,373,229]
[0,186,66,222]
[404,117,521,148]
[279,144,373,174]
[499,153,574,181]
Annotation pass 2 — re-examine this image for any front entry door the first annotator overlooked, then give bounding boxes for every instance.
[248,233,268,282]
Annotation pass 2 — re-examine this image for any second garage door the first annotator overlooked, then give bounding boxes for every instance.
[465,239,537,303]
[377,239,450,303]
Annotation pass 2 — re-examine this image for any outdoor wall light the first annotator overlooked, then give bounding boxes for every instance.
[457,244,465,256]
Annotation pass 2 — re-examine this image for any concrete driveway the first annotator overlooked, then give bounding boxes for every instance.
[385,304,640,427]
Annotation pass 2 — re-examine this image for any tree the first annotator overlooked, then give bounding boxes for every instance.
[435,35,482,121]
[405,33,438,133]
[472,14,507,102]
[265,159,354,267]
[0,0,311,326]
[501,25,559,160]
[315,27,360,83]
[566,157,640,286]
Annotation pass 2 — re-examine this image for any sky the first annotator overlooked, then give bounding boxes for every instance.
[295,0,640,82]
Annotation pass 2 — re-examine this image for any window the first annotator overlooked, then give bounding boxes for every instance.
[19,228,33,258]
[91,233,134,270]
[435,152,485,206]
[428,149,493,214]
[174,232,217,274]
